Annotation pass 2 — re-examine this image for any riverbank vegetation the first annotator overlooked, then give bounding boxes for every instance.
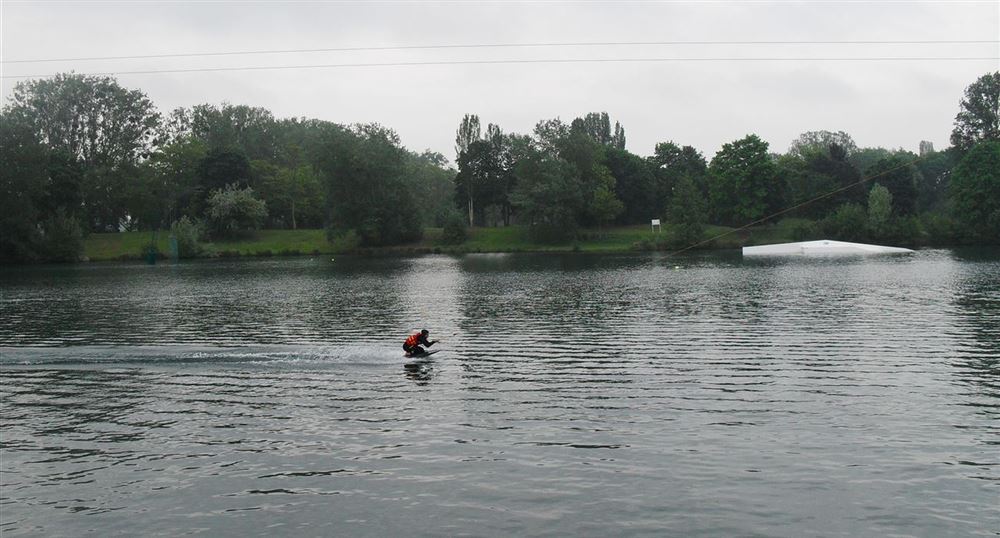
[78,219,848,261]
[2,71,997,264]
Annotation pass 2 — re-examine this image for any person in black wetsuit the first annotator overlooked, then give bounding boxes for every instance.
[403,329,436,356]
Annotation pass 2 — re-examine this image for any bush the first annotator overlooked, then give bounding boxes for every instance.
[206,184,267,239]
[327,228,361,252]
[791,221,821,241]
[441,211,468,245]
[883,215,922,247]
[170,216,207,258]
[821,203,867,242]
[919,211,956,246]
[39,208,83,262]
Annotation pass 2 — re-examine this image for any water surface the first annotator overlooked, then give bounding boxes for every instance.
[2,251,998,536]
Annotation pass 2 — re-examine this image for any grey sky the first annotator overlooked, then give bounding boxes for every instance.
[2,1,998,163]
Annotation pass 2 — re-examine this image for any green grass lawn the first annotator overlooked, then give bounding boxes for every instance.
[83,220,807,261]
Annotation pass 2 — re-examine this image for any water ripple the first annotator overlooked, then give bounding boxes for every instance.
[1,252,998,536]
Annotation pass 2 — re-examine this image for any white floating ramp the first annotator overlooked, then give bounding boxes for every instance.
[743,240,914,257]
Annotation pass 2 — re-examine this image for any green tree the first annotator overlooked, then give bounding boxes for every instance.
[587,167,624,232]
[949,140,1000,244]
[788,130,858,158]
[441,210,468,245]
[821,203,868,242]
[196,147,252,215]
[612,122,626,150]
[849,147,893,177]
[914,149,955,213]
[950,72,1000,152]
[455,139,496,227]
[170,216,207,258]
[666,175,706,248]
[317,124,422,246]
[867,183,893,240]
[455,114,481,158]
[533,118,569,157]
[605,147,656,224]
[454,114,483,225]
[175,103,278,161]
[4,74,160,231]
[571,112,626,150]
[866,156,919,216]
[41,150,84,218]
[205,184,268,239]
[784,143,863,217]
[145,137,207,222]
[574,112,612,145]
[39,208,84,262]
[4,73,160,166]
[0,117,48,262]
[408,150,458,228]
[254,161,323,229]
[708,134,779,226]
[511,150,582,242]
[650,141,708,206]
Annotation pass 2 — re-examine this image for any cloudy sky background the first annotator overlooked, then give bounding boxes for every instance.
[2,1,998,163]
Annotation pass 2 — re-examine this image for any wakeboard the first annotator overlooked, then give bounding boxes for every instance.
[405,349,440,359]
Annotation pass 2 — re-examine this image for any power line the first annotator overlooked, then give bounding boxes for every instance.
[3,56,997,79]
[5,39,998,64]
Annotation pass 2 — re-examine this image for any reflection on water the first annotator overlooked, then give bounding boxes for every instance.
[1,250,998,537]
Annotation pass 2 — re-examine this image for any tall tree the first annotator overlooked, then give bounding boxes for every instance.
[533,118,569,157]
[4,74,161,231]
[454,114,482,224]
[455,114,481,159]
[586,165,624,231]
[914,149,955,213]
[666,175,706,248]
[4,73,160,167]
[575,112,612,145]
[788,130,858,159]
[651,141,709,211]
[0,117,48,262]
[708,134,779,226]
[612,121,626,150]
[455,139,493,226]
[951,72,1000,152]
[949,140,1000,244]
[867,183,893,240]
[605,147,656,224]
[146,137,207,223]
[407,150,457,228]
[511,149,582,242]
[173,104,279,161]
[318,123,422,246]
[866,155,919,216]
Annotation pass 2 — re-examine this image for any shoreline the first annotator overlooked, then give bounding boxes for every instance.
[79,223,779,263]
[22,219,986,265]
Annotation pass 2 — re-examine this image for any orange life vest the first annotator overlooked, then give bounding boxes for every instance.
[405,332,421,347]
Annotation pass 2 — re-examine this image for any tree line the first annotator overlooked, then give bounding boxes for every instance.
[1,71,997,263]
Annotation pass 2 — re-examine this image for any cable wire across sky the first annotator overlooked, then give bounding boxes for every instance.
[4,39,998,64]
[4,56,999,80]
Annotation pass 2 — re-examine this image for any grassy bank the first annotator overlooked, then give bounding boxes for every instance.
[83,220,808,261]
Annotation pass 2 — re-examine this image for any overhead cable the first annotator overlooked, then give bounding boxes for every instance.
[4,39,998,64]
[4,56,998,79]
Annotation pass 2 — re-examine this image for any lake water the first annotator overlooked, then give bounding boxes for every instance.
[1,251,998,537]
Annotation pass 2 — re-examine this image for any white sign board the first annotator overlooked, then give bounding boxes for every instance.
[651,219,661,233]
[651,219,660,226]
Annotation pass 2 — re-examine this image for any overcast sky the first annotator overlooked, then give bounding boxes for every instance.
[2,1,998,163]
